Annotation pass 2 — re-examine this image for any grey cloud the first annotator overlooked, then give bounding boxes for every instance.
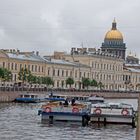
[0,0,139,56]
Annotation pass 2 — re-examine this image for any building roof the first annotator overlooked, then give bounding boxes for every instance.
[44,57,90,68]
[7,53,45,62]
[126,67,140,73]
[125,63,140,67]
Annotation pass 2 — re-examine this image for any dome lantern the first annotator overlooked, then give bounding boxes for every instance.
[112,18,117,30]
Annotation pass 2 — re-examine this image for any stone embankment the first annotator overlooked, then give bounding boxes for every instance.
[0,92,20,102]
[0,91,139,102]
[54,91,139,99]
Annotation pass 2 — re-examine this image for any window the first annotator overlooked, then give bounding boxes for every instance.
[66,70,68,77]
[32,65,34,71]
[79,72,82,77]
[8,63,10,69]
[11,63,14,70]
[84,72,85,77]
[20,64,22,70]
[75,70,77,78]
[62,70,64,77]
[15,64,17,70]
[53,69,55,76]
[14,74,16,81]
[104,64,106,70]
[3,62,5,68]
[48,69,50,75]
[28,65,30,70]
[70,71,72,77]
[88,73,89,78]
[57,81,59,87]
[35,65,37,72]
[57,70,60,76]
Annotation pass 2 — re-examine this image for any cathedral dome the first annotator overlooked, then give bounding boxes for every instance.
[105,30,123,40]
[105,19,123,40]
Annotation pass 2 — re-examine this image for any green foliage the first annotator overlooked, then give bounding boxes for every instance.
[0,67,12,82]
[98,81,104,89]
[82,77,90,89]
[42,76,54,86]
[90,79,98,87]
[18,68,30,83]
[66,77,74,87]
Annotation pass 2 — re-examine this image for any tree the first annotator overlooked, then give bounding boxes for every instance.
[66,77,74,88]
[82,77,90,89]
[18,68,30,83]
[98,81,104,90]
[36,76,42,85]
[0,68,4,80]
[0,68,12,83]
[90,79,98,89]
[27,72,34,83]
[42,76,54,87]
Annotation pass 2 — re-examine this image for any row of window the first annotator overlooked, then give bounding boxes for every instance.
[91,62,123,71]
[48,68,90,78]
[123,75,140,83]
[2,62,44,73]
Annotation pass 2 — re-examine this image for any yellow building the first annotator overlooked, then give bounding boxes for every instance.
[54,47,124,90]
[0,49,91,89]
[0,50,46,83]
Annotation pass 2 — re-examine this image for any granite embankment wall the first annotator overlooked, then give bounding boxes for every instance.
[0,92,20,102]
[0,91,47,102]
[54,91,139,99]
[0,91,139,102]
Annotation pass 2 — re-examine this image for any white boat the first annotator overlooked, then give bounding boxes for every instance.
[15,93,47,103]
[90,102,136,127]
[88,95,104,104]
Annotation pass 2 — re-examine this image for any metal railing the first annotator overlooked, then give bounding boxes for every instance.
[0,86,140,93]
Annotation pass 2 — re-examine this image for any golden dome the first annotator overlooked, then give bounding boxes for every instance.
[105,30,123,40]
[105,19,123,40]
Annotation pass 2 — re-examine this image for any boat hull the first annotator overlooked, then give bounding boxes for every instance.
[15,98,41,103]
[90,114,134,125]
[41,112,88,122]
[90,107,135,126]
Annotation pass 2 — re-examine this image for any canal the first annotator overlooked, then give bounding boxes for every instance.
[0,99,137,140]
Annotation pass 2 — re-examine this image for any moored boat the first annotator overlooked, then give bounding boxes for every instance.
[38,100,90,126]
[15,93,47,103]
[90,102,136,127]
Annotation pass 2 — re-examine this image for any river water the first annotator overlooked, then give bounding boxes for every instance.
[0,99,137,140]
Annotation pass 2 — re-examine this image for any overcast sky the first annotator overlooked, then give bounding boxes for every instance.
[0,0,140,57]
